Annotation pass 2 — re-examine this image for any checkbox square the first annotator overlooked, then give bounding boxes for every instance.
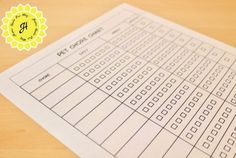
[195,121,201,127]
[223,145,231,152]
[186,133,193,139]
[203,142,210,149]
[175,118,182,124]
[148,102,154,107]
[130,100,137,105]
[171,123,178,130]
[211,129,218,136]
[142,107,149,112]
[207,136,214,142]
[156,115,163,121]
[190,127,197,133]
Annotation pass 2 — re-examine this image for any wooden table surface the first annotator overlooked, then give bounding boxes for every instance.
[0,0,235,157]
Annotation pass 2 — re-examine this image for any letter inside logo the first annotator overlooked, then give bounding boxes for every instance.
[19,22,28,34]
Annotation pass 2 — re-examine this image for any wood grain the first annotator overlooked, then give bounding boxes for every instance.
[0,0,235,157]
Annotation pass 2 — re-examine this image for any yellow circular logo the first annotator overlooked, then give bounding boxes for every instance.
[1,4,47,51]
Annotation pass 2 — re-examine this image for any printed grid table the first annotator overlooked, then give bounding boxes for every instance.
[2,4,236,158]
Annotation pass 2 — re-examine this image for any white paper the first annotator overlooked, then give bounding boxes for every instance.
[1,4,236,158]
